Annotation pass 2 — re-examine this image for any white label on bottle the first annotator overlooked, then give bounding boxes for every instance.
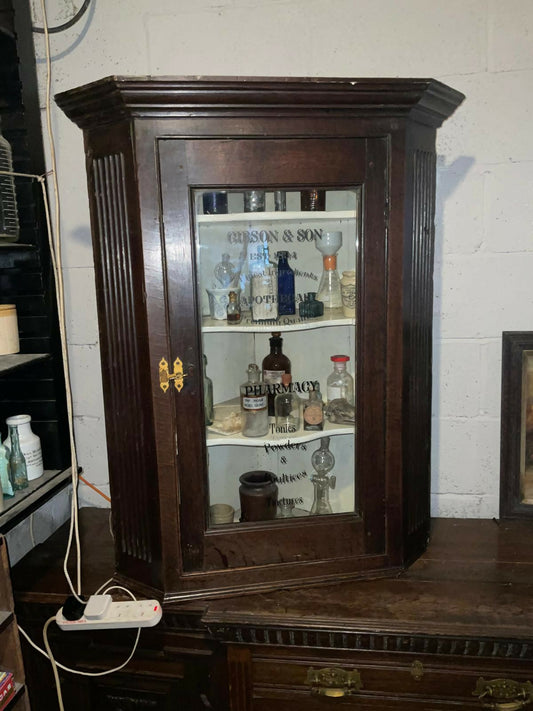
[263,370,284,384]
[242,395,267,410]
[327,386,343,402]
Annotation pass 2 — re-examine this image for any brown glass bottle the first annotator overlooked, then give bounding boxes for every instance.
[262,332,291,416]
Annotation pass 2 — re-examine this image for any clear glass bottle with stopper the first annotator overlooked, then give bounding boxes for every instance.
[310,436,336,515]
[240,363,269,437]
[327,355,354,405]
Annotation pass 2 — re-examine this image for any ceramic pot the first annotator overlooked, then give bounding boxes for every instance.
[340,270,356,318]
[239,470,278,522]
[0,304,19,355]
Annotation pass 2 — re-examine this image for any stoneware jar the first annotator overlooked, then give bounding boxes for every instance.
[340,270,356,318]
[239,470,278,522]
[0,304,19,355]
[4,414,43,481]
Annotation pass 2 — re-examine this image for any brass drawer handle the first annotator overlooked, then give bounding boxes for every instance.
[474,678,533,710]
[306,667,362,698]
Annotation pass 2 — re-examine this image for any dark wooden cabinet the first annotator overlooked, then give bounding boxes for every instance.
[55,77,463,601]
[12,511,533,711]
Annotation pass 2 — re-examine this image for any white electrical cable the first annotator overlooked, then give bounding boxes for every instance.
[39,0,83,603]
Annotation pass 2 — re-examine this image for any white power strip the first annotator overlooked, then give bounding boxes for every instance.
[56,595,163,631]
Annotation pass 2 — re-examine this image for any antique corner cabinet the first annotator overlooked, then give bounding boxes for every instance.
[55,77,463,601]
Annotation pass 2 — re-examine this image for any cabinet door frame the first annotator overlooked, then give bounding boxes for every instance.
[155,132,392,596]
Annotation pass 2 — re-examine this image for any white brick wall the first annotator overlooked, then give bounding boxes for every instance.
[28,0,533,517]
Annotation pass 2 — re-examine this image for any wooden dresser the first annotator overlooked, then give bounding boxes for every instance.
[11,510,533,710]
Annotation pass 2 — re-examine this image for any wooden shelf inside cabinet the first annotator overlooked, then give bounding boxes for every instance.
[196,209,357,225]
[0,537,30,710]
[207,402,353,447]
[202,309,355,333]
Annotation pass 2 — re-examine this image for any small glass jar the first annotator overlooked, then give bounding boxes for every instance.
[274,373,300,434]
[202,191,228,215]
[326,355,354,405]
[244,190,265,212]
[303,385,324,431]
[300,189,325,211]
[226,290,241,324]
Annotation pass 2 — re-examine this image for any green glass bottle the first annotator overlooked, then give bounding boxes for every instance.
[8,424,28,491]
[0,439,12,497]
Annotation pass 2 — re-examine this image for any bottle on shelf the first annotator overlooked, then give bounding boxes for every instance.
[244,190,265,212]
[240,363,269,437]
[226,290,241,324]
[274,373,300,434]
[326,355,354,405]
[277,251,295,316]
[8,424,27,491]
[214,253,236,288]
[315,231,343,309]
[262,332,291,416]
[310,436,336,515]
[300,189,325,211]
[0,439,11,498]
[250,241,278,322]
[4,414,43,481]
[303,383,324,431]
[274,190,286,211]
[203,355,214,426]
[0,118,20,243]
[298,292,323,319]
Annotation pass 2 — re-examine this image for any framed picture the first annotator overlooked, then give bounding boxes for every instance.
[500,332,533,518]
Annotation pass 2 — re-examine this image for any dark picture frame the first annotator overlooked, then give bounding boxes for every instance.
[500,332,533,519]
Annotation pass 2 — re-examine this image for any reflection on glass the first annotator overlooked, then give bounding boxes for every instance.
[194,188,359,526]
[521,351,533,504]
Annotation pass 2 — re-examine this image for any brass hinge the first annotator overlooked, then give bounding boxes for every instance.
[159,357,186,393]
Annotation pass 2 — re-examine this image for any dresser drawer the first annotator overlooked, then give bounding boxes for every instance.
[248,647,533,710]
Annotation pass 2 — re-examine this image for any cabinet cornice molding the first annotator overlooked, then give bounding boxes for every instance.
[55,76,464,130]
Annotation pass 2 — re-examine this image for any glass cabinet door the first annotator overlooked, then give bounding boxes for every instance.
[158,136,388,578]
[194,188,359,525]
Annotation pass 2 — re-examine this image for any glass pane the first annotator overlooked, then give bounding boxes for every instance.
[193,188,360,527]
[521,350,533,505]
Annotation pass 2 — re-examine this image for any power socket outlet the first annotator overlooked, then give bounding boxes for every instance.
[56,595,162,631]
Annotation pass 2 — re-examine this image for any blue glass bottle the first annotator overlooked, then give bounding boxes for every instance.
[277,251,295,316]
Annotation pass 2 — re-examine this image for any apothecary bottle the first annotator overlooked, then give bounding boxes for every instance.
[226,290,241,324]
[240,363,268,437]
[326,355,354,405]
[251,242,278,322]
[274,373,300,434]
[277,251,295,316]
[8,424,28,490]
[303,385,324,431]
[262,332,291,416]
[5,414,43,480]
[203,355,214,426]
